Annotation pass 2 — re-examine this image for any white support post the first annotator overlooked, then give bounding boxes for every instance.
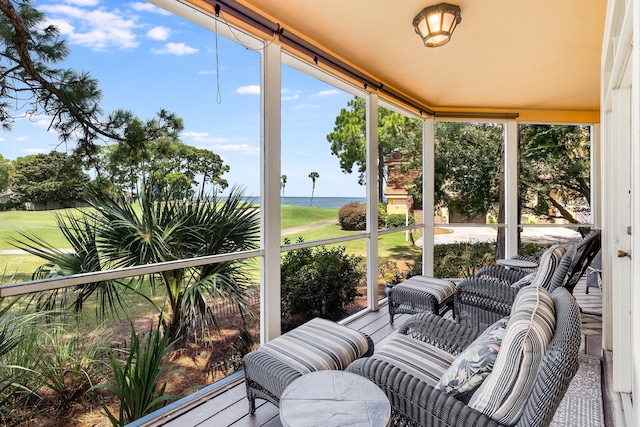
[590,124,601,229]
[505,121,519,257]
[366,93,379,311]
[423,119,435,276]
[260,42,282,344]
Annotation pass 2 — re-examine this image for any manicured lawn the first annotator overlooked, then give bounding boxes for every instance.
[0,209,83,250]
[0,205,418,284]
[280,205,339,228]
[0,205,339,250]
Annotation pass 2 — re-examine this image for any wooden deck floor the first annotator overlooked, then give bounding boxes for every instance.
[137,279,602,427]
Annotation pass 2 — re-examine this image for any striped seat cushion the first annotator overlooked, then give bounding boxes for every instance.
[257,317,370,375]
[395,276,456,303]
[530,244,566,289]
[370,333,456,388]
[468,286,556,425]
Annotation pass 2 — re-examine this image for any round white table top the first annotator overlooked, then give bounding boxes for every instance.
[496,258,539,269]
[280,370,391,427]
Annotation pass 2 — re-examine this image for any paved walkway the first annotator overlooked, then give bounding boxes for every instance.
[417,226,583,246]
[281,219,337,236]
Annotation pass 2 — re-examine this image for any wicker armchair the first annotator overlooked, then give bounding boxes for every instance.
[346,287,582,427]
[455,229,600,332]
[455,244,574,332]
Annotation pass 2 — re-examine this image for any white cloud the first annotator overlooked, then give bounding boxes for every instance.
[46,18,75,34]
[314,89,340,96]
[236,85,260,95]
[213,144,260,155]
[198,70,216,75]
[294,104,321,110]
[22,148,48,154]
[33,118,53,128]
[39,5,139,50]
[16,137,28,142]
[0,137,5,142]
[129,2,172,15]
[152,42,199,55]
[64,0,99,5]
[182,131,210,138]
[147,26,170,41]
[281,88,301,101]
[183,132,257,155]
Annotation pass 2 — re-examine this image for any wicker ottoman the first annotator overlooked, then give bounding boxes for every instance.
[242,317,374,414]
[388,276,456,324]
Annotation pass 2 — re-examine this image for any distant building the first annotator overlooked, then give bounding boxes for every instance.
[0,189,15,205]
[383,154,423,224]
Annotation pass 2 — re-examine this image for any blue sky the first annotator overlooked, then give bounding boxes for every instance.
[0,0,366,198]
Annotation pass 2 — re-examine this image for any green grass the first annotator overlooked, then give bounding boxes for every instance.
[0,209,85,250]
[0,205,335,251]
[0,205,421,286]
[0,254,46,283]
[280,205,339,229]
[281,224,421,259]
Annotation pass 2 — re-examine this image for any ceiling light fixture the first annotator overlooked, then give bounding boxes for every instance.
[412,3,462,47]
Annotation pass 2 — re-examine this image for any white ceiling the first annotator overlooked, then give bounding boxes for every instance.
[233,0,607,121]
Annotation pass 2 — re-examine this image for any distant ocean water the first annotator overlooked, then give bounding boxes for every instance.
[245,196,367,209]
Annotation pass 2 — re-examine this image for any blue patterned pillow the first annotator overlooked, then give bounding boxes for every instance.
[511,272,535,289]
[436,317,509,397]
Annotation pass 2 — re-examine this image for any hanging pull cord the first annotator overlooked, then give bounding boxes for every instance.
[214,7,222,104]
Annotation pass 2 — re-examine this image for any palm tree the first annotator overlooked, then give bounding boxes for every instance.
[12,185,260,344]
[280,175,287,198]
[308,171,319,206]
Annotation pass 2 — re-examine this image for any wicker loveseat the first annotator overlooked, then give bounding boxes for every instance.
[346,286,581,427]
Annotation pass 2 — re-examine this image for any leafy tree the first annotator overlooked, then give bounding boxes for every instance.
[519,124,591,225]
[0,0,182,165]
[308,171,319,206]
[280,175,287,197]
[100,138,229,201]
[12,185,260,344]
[0,154,9,192]
[326,97,422,200]
[433,122,503,219]
[11,151,90,206]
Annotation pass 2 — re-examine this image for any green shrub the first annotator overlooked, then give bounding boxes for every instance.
[434,242,496,278]
[386,213,415,228]
[32,326,110,409]
[93,323,188,427]
[338,202,385,231]
[520,242,549,259]
[338,202,366,231]
[281,240,363,329]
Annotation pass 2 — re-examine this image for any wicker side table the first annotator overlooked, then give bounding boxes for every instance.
[388,276,456,324]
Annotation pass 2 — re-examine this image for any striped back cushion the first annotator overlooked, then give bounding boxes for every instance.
[370,333,455,388]
[257,317,370,374]
[547,243,576,293]
[468,286,556,424]
[530,245,566,289]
